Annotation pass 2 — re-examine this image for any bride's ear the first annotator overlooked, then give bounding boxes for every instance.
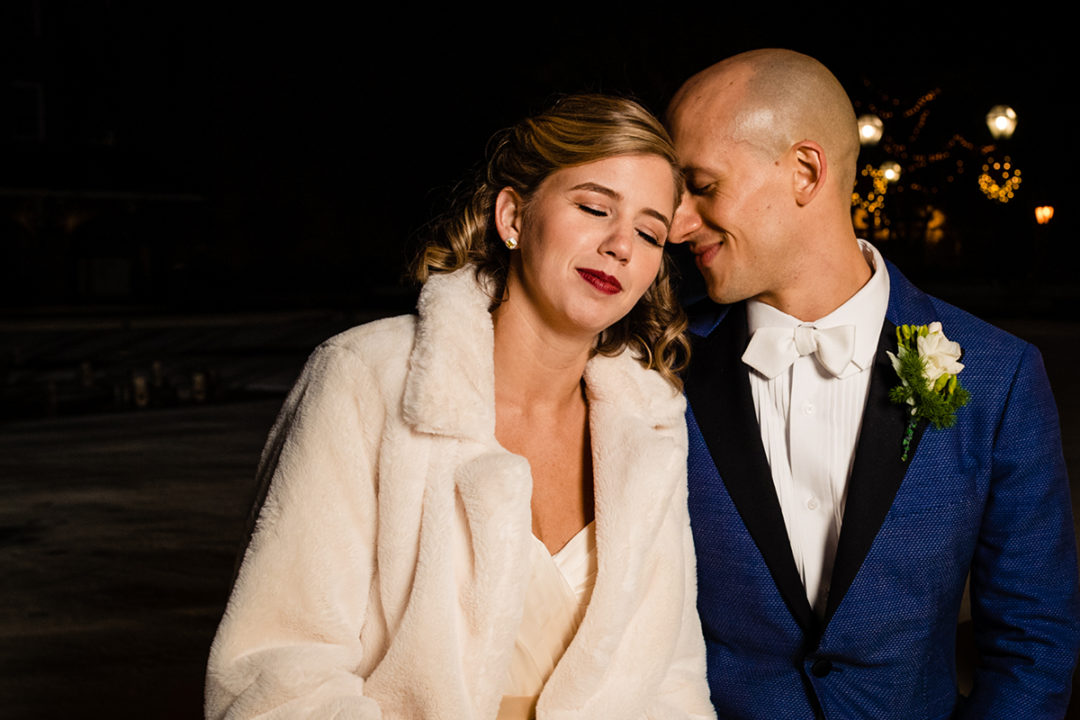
[494,187,523,243]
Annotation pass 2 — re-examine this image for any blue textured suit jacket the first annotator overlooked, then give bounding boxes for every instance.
[685,260,1080,719]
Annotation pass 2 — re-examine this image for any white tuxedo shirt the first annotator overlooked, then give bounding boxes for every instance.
[744,239,889,613]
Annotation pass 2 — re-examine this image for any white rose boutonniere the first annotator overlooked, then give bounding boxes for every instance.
[886,322,971,461]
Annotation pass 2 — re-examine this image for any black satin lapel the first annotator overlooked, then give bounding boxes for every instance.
[686,308,818,634]
[824,320,928,625]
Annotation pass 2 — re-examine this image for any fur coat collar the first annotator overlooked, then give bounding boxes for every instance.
[405,267,685,443]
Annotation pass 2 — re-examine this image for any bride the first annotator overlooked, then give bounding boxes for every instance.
[206,94,714,720]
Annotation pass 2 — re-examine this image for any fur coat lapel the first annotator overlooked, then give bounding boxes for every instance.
[541,333,689,716]
[379,269,531,717]
[404,268,498,441]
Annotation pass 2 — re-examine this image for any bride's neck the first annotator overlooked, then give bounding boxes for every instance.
[491,301,592,413]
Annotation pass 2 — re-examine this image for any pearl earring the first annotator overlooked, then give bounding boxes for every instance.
[504,236,518,250]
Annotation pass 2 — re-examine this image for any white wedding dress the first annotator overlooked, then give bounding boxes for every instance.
[498,521,598,719]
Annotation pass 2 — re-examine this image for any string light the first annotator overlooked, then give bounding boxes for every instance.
[856,85,1024,204]
[852,164,889,214]
[902,90,939,117]
[978,155,1021,203]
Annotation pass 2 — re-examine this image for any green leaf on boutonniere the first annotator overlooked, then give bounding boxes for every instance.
[886,322,971,461]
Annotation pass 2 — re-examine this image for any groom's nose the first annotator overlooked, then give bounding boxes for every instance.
[669,192,702,245]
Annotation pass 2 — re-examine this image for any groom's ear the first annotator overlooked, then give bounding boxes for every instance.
[791,140,826,207]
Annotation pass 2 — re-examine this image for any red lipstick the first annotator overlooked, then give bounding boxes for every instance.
[577,268,622,294]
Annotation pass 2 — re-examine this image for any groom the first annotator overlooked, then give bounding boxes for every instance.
[667,49,1080,718]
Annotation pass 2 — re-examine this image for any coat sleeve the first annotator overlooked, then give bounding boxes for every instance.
[958,343,1080,719]
[205,342,386,720]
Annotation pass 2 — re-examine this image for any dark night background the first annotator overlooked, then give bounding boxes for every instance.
[2,3,1078,718]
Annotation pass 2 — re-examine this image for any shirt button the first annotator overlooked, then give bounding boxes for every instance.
[802,402,815,415]
[810,659,833,677]
[807,497,820,510]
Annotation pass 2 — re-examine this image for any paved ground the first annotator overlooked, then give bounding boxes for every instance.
[1,314,1078,718]
[1,400,281,718]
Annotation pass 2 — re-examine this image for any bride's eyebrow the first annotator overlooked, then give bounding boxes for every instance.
[569,182,619,199]
[568,182,670,227]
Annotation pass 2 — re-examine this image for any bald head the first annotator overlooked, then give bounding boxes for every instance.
[669,49,859,193]
[666,50,870,318]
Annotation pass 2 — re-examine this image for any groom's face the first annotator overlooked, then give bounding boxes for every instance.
[668,91,798,307]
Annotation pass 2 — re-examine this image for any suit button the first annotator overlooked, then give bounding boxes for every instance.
[810,659,833,677]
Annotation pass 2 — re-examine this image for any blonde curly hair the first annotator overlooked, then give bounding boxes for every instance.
[413,94,689,388]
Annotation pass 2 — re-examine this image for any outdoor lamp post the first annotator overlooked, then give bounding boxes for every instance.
[858,114,884,145]
[986,105,1018,140]
[880,161,902,184]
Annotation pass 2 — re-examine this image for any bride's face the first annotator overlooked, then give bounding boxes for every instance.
[497,153,675,340]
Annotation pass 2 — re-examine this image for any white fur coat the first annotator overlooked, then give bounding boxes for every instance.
[205,268,715,719]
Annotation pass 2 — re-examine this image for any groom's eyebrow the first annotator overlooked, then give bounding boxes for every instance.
[570,182,671,226]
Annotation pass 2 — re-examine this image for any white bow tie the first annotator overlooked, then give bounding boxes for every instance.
[742,324,856,378]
